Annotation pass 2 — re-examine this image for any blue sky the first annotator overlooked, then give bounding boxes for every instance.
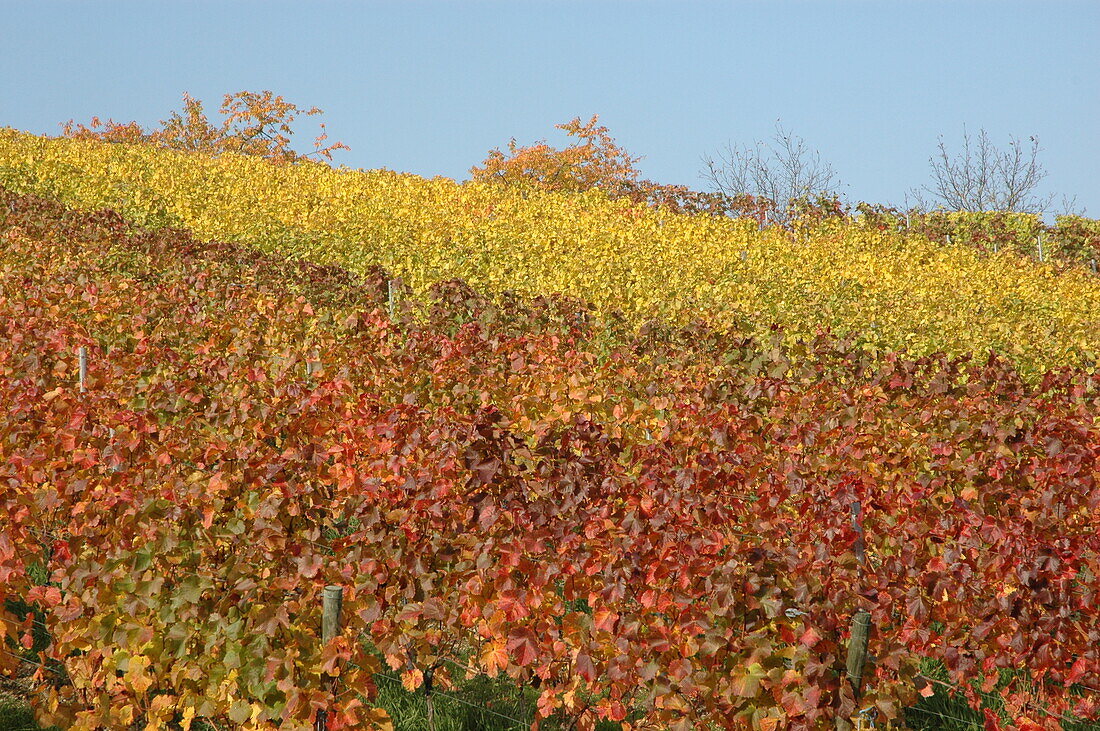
[2,1,1097,213]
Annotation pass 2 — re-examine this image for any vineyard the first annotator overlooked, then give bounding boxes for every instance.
[1,131,1099,731]
[2,129,1100,377]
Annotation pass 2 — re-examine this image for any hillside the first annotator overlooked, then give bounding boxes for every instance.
[2,186,1099,729]
[2,129,1100,377]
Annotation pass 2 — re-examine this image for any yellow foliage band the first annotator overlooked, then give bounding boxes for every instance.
[2,128,1099,375]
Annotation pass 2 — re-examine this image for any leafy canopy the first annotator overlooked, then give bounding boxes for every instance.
[471,114,761,217]
[471,114,642,196]
[61,90,349,164]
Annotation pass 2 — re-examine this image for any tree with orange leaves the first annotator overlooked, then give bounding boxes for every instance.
[472,115,770,221]
[471,115,642,196]
[61,90,348,164]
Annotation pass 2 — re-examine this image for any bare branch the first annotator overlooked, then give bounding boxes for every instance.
[699,122,839,223]
[920,127,1053,214]
[1056,194,1086,217]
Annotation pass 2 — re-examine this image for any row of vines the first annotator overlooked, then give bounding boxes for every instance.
[851,206,1100,267]
[2,190,1098,729]
[2,129,1100,377]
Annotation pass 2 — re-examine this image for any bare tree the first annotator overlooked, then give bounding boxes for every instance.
[915,127,1053,214]
[700,123,840,223]
[1056,194,1087,217]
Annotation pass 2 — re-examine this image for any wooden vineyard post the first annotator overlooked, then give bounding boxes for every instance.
[835,610,873,730]
[387,278,395,320]
[1037,233,1045,262]
[316,585,344,731]
[322,585,343,647]
[306,349,321,378]
[836,501,873,730]
[1091,258,1097,274]
[845,611,872,693]
[78,346,87,392]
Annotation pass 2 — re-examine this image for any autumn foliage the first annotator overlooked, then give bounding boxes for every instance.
[2,189,1099,730]
[471,115,768,219]
[472,115,643,196]
[7,126,1099,379]
[61,90,348,164]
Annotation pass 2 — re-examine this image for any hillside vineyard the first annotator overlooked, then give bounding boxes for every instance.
[0,142,1098,729]
[2,128,1100,378]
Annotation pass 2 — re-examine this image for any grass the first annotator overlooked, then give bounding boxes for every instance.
[903,660,1100,731]
[373,671,539,731]
[0,697,61,731]
[367,654,624,731]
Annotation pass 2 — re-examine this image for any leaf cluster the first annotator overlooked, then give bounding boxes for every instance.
[60,91,349,165]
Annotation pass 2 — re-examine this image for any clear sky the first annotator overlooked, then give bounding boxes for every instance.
[2,1,1097,213]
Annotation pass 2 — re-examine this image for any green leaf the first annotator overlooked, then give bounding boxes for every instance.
[228,699,251,724]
